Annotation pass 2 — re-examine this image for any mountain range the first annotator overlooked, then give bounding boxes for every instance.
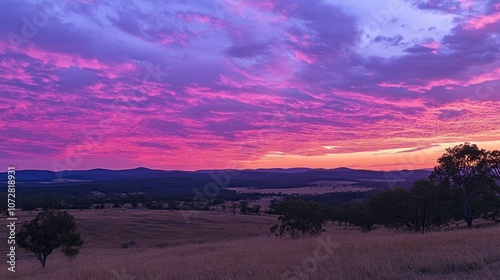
[1,167,432,189]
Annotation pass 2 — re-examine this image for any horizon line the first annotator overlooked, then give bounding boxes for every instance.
[2,165,435,173]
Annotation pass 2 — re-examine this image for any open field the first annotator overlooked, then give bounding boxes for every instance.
[1,209,279,249]
[1,209,500,280]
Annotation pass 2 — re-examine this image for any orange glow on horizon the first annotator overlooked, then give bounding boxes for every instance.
[236,140,500,171]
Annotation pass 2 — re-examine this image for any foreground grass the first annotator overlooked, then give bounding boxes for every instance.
[1,210,500,279]
[2,209,279,248]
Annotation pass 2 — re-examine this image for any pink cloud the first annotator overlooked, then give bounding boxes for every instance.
[291,49,316,64]
[421,41,441,54]
[156,32,192,46]
[287,32,313,48]
[465,12,500,30]
[457,0,474,10]
[0,58,36,85]
[377,68,500,93]
[176,12,224,28]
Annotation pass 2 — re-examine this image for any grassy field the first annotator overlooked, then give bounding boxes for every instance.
[1,209,500,279]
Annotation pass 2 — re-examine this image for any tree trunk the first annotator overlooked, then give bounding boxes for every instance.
[41,256,47,268]
[466,218,473,228]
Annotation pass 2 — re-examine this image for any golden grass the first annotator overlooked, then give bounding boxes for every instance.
[1,209,279,249]
[1,209,500,280]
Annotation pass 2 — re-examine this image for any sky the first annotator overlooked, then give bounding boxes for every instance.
[0,0,499,171]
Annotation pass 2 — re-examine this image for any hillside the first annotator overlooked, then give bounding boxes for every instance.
[2,209,499,280]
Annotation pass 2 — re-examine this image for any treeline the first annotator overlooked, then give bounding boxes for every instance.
[324,180,452,232]
[322,143,500,232]
[1,189,269,213]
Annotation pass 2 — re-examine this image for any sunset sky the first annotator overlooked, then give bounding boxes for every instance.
[1,0,499,171]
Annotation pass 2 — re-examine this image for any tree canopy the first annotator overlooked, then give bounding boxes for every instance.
[271,199,327,238]
[430,143,499,228]
[368,180,452,232]
[17,210,83,268]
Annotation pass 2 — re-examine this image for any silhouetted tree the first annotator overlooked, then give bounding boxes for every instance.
[345,202,376,232]
[369,188,417,231]
[487,149,500,194]
[431,143,498,228]
[251,204,262,215]
[325,204,350,226]
[17,210,83,268]
[269,198,279,213]
[231,203,238,216]
[368,180,452,233]
[239,200,250,214]
[410,179,453,232]
[488,150,500,177]
[271,199,327,238]
[21,198,37,213]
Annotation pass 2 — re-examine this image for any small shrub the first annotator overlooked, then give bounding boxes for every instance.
[155,242,169,248]
[121,241,137,249]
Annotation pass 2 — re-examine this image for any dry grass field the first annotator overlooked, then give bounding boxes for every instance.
[1,209,500,280]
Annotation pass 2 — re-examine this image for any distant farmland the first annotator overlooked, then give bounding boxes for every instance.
[227,180,373,195]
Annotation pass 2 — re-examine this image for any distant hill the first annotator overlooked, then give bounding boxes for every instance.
[0,167,431,189]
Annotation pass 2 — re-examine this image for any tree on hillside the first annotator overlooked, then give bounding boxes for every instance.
[368,180,452,233]
[251,204,262,215]
[231,203,238,216]
[480,149,500,219]
[20,198,37,213]
[325,204,350,226]
[345,202,376,232]
[239,200,250,214]
[369,188,417,231]
[430,143,498,228]
[271,199,327,238]
[268,198,279,213]
[410,179,453,231]
[325,202,374,231]
[487,150,500,182]
[17,210,83,268]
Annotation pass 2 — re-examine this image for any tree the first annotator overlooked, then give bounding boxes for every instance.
[368,181,452,233]
[325,204,350,226]
[231,203,238,216]
[251,204,262,215]
[410,179,453,232]
[485,150,500,219]
[345,202,376,233]
[239,200,250,214]
[369,188,418,231]
[269,198,279,213]
[21,198,37,213]
[487,149,500,188]
[17,210,83,268]
[271,199,327,238]
[430,143,498,228]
